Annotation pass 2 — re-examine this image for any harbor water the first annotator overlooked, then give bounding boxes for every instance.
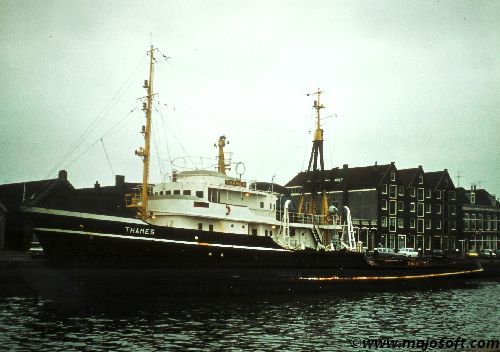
[1,280,500,351]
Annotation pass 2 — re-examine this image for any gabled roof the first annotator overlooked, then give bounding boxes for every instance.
[0,172,74,210]
[424,170,454,190]
[396,168,420,187]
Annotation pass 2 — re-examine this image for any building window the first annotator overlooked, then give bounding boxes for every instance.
[450,191,456,200]
[389,217,396,232]
[436,190,442,199]
[425,203,431,213]
[487,215,491,230]
[450,205,456,215]
[305,202,310,212]
[166,190,171,195]
[417,203,424,217]
[159,191,164,195]
[418,175,424,184]
[464,213,470,230]
[437,220,442,230]
[183,190,191,196]
[471,214,476,230]
[389,185,397,198]
[417,188,424,201]
[397,201,404,212]
[450,220,456,230]
[398,218,404,229]
[390,171,396,181]
[389,234,395,249]
[389,200,397,215]
[209,224,214,232]
[398,186,404,196]
[382,216,388,227]
[436,204,442,214]
[417,219,424,233]
[382,184,388,194]
[479,214,483,230]
[425,219,431,229]
[426,189,431,199]
[410,202,416,212]
[410,218,416,228]
[471,192,476,204]
[196,191,204,198]
[410,187,416,197]
[493,215,498,231]
[382,199,388,210]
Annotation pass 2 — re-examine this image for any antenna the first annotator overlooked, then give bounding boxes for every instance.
[456,171,462,188]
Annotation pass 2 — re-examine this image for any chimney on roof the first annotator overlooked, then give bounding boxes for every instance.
[418,165,422,169]
[343,164,348,169]
[58,170,67,181]
[444,168,448,172]
[115,175,125,187]
[94,181,100,189]
[473,185,476,191]
[391,161,395,165]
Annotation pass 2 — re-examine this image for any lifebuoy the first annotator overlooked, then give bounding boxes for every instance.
[225,205,231,216]
[326,215,332,223]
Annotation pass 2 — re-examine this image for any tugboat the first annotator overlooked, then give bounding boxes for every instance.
[21,46,481,295]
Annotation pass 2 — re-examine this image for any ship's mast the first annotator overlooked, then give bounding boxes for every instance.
[297,88,328,219]
[217,135,228,174]
[134,45,155,220]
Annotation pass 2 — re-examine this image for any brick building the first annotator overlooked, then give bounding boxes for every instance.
[456,186,500,253]
[285,163,460,252]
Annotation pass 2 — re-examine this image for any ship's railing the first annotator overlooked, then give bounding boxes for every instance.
[276,211,341,225]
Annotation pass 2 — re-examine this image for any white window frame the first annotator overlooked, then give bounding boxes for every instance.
[398,218,404,229]
[417,219,424,233]
[425,203,431,214]
[418,188,424,201]
[389,200,397,215]
[382,216,388,227]
[382,184,387,194]
[410,187,416,197]
[436,220,442,230]
[410,218,416,229]
[425,218,431,229]
[436,190,442,199]
[389,217,396,232]
[398,201,404,212]
[398,186,404,196]
[436,204,442,214]
[382,199,388,210]
[410,202,416,212]
[426,189,431,199]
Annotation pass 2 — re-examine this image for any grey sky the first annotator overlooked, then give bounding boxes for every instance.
[1,0,499,195]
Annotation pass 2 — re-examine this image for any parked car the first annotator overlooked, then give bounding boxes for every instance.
[431,249,444,258]
[465,250,479,258]
[397,248,419,257]
[372,247,397,257]
[479,249,497,259]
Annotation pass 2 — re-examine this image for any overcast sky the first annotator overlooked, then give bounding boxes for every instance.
[1,0,499,196]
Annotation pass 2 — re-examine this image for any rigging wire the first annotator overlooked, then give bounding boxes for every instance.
[100,138,115,176]
[62,107,138,170]
[44,55,147,178]
[153,104,196,169]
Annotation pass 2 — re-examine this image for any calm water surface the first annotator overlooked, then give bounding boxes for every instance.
[1,281,500,351]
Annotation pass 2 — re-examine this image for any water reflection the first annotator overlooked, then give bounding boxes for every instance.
[0,281,499,351]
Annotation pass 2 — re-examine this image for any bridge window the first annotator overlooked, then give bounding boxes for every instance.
[209,224,214,232]
[183,190,191,196]
[252,229,257,235]
[260,202,264,208]
[198,223,202,230]
[196,191,204,198]
[173,190,180,195]
[208,188,220,203]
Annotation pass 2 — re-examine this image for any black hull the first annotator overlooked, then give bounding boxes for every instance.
[23,207,482,295]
